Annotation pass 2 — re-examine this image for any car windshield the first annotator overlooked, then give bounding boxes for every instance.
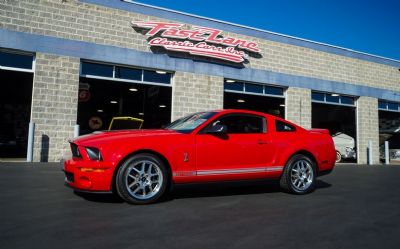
[165,112,216,133]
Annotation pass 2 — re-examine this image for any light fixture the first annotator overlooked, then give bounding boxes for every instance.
[280,104,285,107]
[331,93,339,97]
[110,100,118,104]
[156,70,167,74]
[226,79,236,83]
[237,99,245,103]
[159,104,166,108]
[97,109,104,112]
[129,88,138,92]
[138,112,144,116]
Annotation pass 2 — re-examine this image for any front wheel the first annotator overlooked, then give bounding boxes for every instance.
[280,154,316,194]
[116,153,168,204]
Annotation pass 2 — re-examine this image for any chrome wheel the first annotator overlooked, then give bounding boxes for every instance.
[125,160,163,200]
[290,159,314,192]
[336,151,342,163]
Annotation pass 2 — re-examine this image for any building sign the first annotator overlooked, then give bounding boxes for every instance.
[131,21,261,63]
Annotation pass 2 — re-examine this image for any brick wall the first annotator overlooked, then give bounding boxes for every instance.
[31,53,79,162]
[0,0,398,164]
[0,0,398,92]
[172,72,223,120]
[285,87,312,129]
[356,97,380,164]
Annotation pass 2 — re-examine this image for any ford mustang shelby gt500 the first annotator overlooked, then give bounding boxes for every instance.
[64,109,335,204]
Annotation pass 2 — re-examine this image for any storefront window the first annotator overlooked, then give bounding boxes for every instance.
[81,62,113,77]
[224,79,284,97]
[388,102,399,111]
[224,81,244,91]
[311,92,324,101]
[223,79,285,118]
[265,86,284,96]
[0,51,33,70]
[80,61,172,85]
[246,83,263,94]
[143,70,171,84]
[312,91,355,106]
[78,61,173,135]
[115,67,142,81]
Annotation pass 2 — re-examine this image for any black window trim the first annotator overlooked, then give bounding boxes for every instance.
[200,113,267,134]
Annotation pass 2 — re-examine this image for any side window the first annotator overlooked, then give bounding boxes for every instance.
[276,120,296,132]
[214,114,266,134]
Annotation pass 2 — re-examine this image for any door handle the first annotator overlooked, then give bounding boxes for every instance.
[257,139,269,145]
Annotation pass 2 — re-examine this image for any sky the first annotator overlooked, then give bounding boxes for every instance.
[132,0,400,61]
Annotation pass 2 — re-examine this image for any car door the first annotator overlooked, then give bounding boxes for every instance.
[195,113,274,181]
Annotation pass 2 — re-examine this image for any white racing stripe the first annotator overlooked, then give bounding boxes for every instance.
[196,166,284,176]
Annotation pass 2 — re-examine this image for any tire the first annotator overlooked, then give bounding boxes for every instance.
[116,153,168,204]
[280,154,316,195]
[335,151,342,163]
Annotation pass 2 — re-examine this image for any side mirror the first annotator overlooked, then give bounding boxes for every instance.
[204,124,227,134]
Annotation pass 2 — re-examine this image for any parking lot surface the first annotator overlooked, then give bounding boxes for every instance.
[0,163,399,249]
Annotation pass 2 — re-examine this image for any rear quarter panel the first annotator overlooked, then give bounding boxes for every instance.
[269,128,335,174]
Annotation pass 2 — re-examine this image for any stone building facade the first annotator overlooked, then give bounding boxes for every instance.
[0,0,399,164]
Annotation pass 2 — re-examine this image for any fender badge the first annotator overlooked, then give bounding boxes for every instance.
[183,153,189,162]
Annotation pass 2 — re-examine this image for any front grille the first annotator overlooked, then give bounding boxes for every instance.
[65,171,74,183]
[70,143,81,158]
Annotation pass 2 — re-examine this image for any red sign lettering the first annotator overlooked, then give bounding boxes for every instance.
[131,21,261,63]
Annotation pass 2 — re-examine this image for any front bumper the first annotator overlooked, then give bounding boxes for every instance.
[63,158,115,192]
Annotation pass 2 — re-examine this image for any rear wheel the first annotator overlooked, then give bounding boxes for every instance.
[116,153,168,204]
[335,151,342,163]
[280,154,316,194]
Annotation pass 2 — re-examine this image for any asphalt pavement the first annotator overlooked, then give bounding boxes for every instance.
[0,162,399,249]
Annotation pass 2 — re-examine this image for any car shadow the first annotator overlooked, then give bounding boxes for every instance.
[73,191,124,204]
[73,180,332,204]
[166,179,332,201]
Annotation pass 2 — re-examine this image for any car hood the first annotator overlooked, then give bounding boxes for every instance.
[71,129,182,145]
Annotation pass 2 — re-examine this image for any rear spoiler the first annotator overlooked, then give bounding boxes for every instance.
[308,128,330,135]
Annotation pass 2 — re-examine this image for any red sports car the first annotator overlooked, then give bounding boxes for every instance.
[64,109,336,204]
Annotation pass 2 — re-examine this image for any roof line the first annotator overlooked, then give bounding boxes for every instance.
[123,0,400,65]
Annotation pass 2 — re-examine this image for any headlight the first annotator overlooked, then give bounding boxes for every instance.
[85,147,102,161]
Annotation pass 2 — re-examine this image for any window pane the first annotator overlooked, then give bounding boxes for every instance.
[276,120,296,132]
[115,67,142,81]
[340,96,354,105]
[265,86,284,96]
[312,92,324,101]
[326,94,340,103]
[143,70,171,84]
[224,82,244,91]
[245,83,263,94]
[81,62,113,77]
[387,102,399,111]
[218,115,265,134]
[0,51,33,69]
[378,101,387,109]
